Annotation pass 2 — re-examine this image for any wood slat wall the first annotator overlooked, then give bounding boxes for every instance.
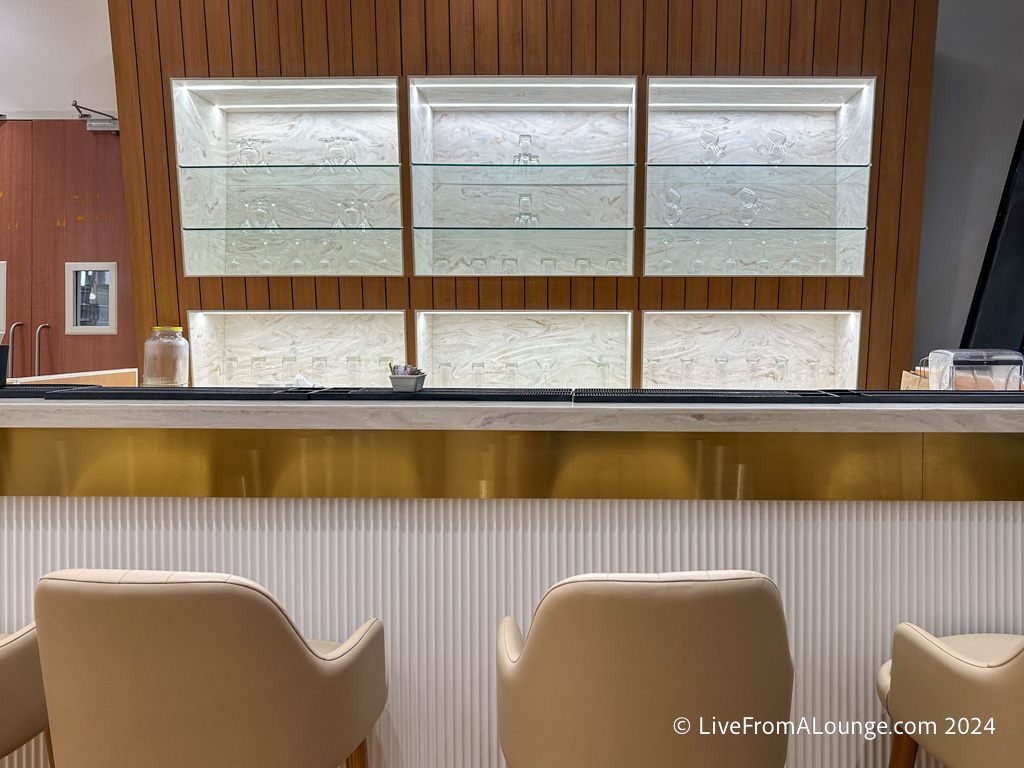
[107,0,939,387]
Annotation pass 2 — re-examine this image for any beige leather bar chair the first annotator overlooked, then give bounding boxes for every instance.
[0,624,50,764]
[878,622,1024,767]
[35,569,387,768]
[497,570,794,768]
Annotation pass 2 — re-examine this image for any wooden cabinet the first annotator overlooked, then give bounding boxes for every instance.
[0,120,136,378]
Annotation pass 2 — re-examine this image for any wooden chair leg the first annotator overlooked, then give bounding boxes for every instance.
[888,731,919,768]
[344,739,368,768]
[44,729,56,768]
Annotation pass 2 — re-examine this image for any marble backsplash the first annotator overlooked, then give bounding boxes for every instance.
[416,311,632,388]
[189,310,407,387]
[641,311,861,389]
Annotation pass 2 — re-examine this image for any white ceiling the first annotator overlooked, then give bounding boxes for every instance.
[0,0,117,119]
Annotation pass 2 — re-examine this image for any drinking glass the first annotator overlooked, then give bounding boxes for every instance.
[756,128,795,166]
[437,361,453,387]
[607,258,623,274]
[240,202,253,229]
[645,357,662,385]
[311,356,329,385]
[251,356,269,386]
[679,358,695,388]
[471,257,487,273]
[501,257,519,274]
[538,360,555,387]
[815,238,832,275]
[341,199,362,229]
[715,357,730,388]
[659,188,683,226]
[805,358,820,389]
[723,238,738,274]
[259,240,273,273]
[505,361,520,385]
[346,356,362,387]
[784,237,803,273]
[472,362,486,387]
[513,134,539,165]
[433,256,451,275]
[575,257,591,273]
[541,257,556,275]
[698,128,726,167]
[754,238,770,274]
[266,202,280,231]
[227,240,243,274]
[513,194,539,227]
[223,355,238,386]
[745,357,761,390]
[249,199,271,229]
[690,239,706,275]
[316,136,338,173]
[252,138,272,170]
[289,239,305,272]
[378,356,394,382]
[317,240,332,272]
[237,137,261,167]
[332,201,347,229]
[282,352,298,386]
[737,188,764,227]
[774,356,789,389]
[596,361,610,388]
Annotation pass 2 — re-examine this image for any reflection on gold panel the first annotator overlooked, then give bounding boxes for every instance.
[0,427,951,500]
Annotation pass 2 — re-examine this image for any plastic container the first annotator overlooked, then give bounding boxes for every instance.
[927,348,1023,391]
[143,327,190,387]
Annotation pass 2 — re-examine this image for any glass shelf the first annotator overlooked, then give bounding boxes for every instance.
[414,228,634,276]
[182,228,403,277]
[643,228,866,277]
[179,165,400,187]
[647,164,869,185]
[412,163,633,186]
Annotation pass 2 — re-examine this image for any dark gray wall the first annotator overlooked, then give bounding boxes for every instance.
[914,0,1024,362]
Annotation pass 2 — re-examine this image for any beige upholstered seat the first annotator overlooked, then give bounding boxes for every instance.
[0,624,48,759]
[35,569,387,768]
[878,622,1024,767]
[497,570,794,768]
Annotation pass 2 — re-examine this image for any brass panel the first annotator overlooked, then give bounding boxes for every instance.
[0,428,927,500]
[924,433,1024,501]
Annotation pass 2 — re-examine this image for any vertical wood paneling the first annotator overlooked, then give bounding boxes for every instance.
[3,496,1010,768]
[547,0,571,73]
[109,0,157,362]
[522,0,547,74]
[108,0,937,387]
[888,0,938,383]
[498,0,524,74]
[865,0,914,388]
[0,122,34,377]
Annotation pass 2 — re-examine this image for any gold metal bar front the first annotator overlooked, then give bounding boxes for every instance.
[0,427,970,500]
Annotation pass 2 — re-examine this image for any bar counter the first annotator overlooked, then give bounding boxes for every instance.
[2,391,1024,499]
[2,389,1023,768]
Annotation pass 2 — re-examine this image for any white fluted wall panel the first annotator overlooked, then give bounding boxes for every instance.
[3,498,1022,768]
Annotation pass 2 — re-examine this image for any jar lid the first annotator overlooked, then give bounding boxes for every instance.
[152,326,183,332]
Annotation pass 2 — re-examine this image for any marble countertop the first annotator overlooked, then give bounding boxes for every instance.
[2,398,1023,432]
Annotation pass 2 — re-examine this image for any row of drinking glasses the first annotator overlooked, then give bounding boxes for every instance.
[223,353,395,388]
[653,237,834,275]
[698,127,795,166]
[225,237,394,274]
[237,198,375,230]
[646,356,825,389]
[658,186,765,227]
[229,136,364,169]
[431,255,625,275]
[434,359,570,388]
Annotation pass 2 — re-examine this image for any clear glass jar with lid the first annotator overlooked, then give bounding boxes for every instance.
[143,327,190,387]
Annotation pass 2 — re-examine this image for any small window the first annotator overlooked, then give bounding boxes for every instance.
[65,262,117,335]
